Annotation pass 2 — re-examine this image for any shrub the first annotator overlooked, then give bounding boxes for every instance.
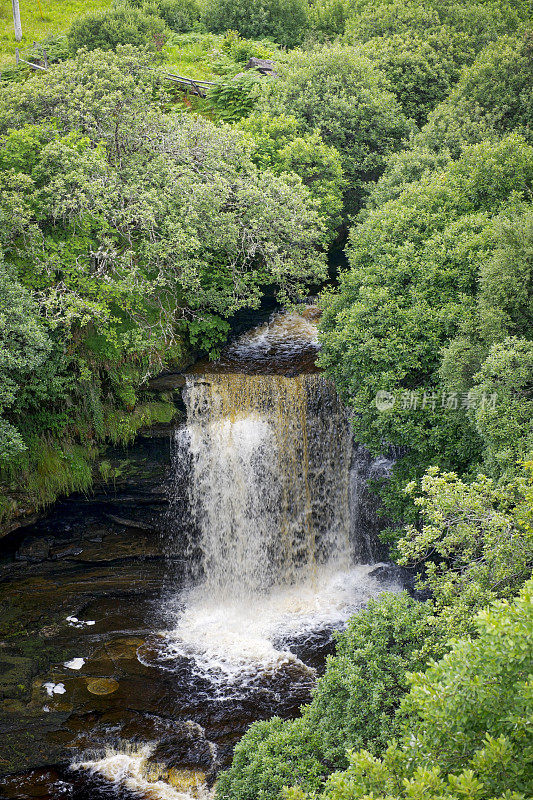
[158,0,202,32]
[315,578,533,800]
[215,594,444,800]
[202,0,308,48]
[258,43,411,215]
[68,4,170,55]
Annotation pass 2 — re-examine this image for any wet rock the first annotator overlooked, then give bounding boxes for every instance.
[368,563,405,586]
[105,514,156,531]
[85,678,119,696]
[0,655,34,699]
[147,372,187,391]
[149,721,216,775]
[15,537,50,563]
[50,544,83,560]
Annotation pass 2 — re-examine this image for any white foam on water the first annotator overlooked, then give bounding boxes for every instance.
[43,682,66,696]
[162,564,399,682]
[224,310,320,365]
[66,616,95,628]
[72,744,212,800]
[64,658,85,670]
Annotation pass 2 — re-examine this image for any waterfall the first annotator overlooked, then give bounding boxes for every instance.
[176,373,353,599]
[160,310,400,680]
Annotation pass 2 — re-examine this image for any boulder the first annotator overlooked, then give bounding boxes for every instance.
[244,57,276,75]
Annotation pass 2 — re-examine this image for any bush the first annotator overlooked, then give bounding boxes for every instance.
[216,718,325,800]
[304,593,444,767]
[68,4,170,55]
[158,0,202,32]
[202,0,308,48]
[258,43,411,215]
[316,578,533,800]
[215,594,444,800]
[318,135,533,477]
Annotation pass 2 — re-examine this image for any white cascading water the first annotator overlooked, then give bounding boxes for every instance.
[163,311,398,682]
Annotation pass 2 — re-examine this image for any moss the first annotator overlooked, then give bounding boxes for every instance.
[0,397,180,531]
[103,400,178,445]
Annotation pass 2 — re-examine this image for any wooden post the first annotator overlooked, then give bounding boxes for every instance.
[12,0,22,42]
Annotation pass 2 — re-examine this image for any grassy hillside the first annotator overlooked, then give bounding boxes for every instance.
[0,0,111,65]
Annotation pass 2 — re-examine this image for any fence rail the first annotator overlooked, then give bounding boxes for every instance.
[13,50,219,97]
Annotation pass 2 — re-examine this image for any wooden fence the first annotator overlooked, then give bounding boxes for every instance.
[13,49,218,97]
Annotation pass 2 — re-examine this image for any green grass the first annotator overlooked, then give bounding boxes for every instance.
[165,32,224,80]
[0,0,112,66]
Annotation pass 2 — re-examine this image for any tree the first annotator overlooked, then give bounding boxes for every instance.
[398,466,533,635]
[359,30,469,126]
[67,3,170,55]
[418,31,533,157]
[471,340,533,476]
[202,0,308,48]
[215,594,445,800]
[304,593,444,767]
[298,578,533,800]
[216,717,325,800]
[0,257,50,462]
[238,113,345,236]
[257,44,411,215]
[0,48,327,498]
[318,136,533,476]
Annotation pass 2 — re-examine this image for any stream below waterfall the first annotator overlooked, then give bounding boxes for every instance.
[0,308,401,800]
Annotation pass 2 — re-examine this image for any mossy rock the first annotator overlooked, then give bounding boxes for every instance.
[0,655,35,700]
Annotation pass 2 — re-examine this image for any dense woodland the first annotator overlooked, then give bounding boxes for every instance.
[0,0,532,796]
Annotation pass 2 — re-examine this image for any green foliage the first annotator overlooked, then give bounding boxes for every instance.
[479,209,533,343]
[67,3,170,55]
[202,0,308,48]
[207,72,263,121]
[219,30,274,65]
[439,210,533,476]
[471,339,533,476]
[307,0,349,40]
[216,717,325,800]
[0,257,50,462]
[316,578,533,800]
[398,466,533,635]
[304,593,444,767]
[257,44,411,215]
[0,46,327,516]
[318,136,533,477]
[157,0,203,33]
[215,594,445,800]
[238,113,345,235]
[359,31,469,126]
[344,0,527,53]
[418,31,533,157]
[0,0,113,67]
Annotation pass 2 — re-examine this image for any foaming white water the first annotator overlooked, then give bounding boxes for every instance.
[222,310,320,371]
[72,744,212,800]
[162,564,398,683]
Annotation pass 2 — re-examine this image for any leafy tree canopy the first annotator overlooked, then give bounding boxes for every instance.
[257,44,412,215]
